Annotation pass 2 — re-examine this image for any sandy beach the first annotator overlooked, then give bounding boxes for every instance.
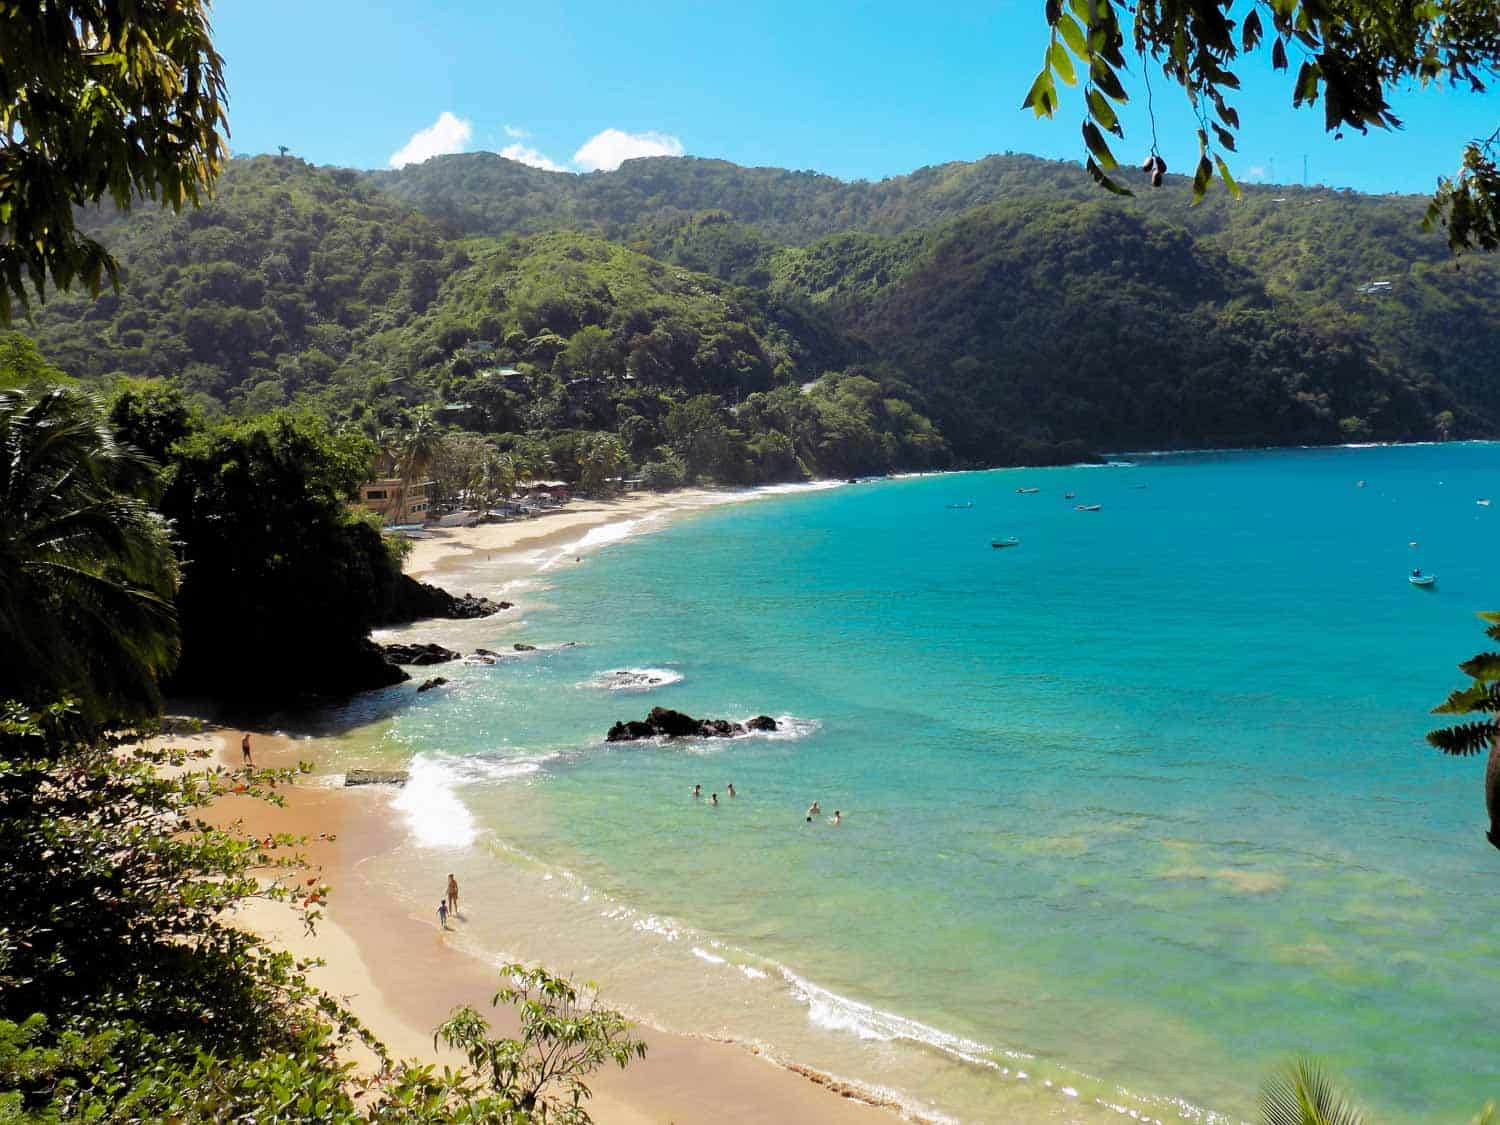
[201,485,897,1124]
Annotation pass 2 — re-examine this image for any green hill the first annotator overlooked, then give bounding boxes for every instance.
[17,150,1500,477]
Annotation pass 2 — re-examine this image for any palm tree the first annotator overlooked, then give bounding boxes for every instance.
[1427,610,1500,850]
[1260,1060,1366,1125]
[386,407,443,524]
[0,386,179,724]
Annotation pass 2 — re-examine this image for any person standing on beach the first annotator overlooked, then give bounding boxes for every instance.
[240,733,253,767]
[437,899,449,930]
[446,874,459,916]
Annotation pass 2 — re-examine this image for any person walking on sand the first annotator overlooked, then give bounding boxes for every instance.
[726,782,736,798]
[240,733,253,768]
[437,899,449,930]
[446,873,459,916]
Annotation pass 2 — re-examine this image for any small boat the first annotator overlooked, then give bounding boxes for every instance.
[1075,504,1102,512]
[1063,491,1075,500]
[1016,487,1040,494]
[946,502,973,509]
[991,537,1020,549]
[1410,573,1437,588]
[1129,484,1148,490]
[1479,498,1492,507]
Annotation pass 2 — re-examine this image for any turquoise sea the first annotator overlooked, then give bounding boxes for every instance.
[314,444,1500,1123]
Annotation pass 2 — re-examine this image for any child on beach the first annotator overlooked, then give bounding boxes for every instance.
[438,900,449,930]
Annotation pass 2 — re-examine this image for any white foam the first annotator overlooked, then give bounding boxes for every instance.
[738,965,770,981]
[390,754,478,849]
[691,946,727,965]
[784,967,1006,1067]
[580,667,686,692]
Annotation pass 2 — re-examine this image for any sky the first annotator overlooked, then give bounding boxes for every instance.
[213,0,1498,194]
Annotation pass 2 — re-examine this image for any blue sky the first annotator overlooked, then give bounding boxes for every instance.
[214,0,1497,193]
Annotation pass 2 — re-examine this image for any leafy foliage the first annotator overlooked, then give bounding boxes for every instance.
[1428,611,1500,850]
[1028,0,1500,243]
[437,963,647,1123]
[0,385,179,724]
[1259,1058,1366,1125]
[0,0,228,322]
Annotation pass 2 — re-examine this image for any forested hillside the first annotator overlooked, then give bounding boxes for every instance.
[19,149,1500,479]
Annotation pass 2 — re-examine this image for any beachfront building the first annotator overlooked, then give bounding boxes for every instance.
[517,479,571,507]
[355,477,434,526]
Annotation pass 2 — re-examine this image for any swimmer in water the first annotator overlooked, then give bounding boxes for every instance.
[691,784,701,798]
[726,782,736,798]
[805,800,820,822]
[831,810,842,826]
[710,792,719,806]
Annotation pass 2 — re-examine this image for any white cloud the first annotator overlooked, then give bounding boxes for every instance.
[388,111,472,168]
[503,124,528,138]
[501,142,567,173]
[572,128,684,172]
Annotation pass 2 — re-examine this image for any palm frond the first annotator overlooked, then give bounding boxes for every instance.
[1426,720,1496,757]
[1259,1059,1365,1125]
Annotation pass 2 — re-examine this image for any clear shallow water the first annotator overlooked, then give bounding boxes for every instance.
[323,447,1500,1122]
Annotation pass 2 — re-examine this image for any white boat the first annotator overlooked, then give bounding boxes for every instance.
[1016,487,1040,494]
[1075,504,1102,512]
[1478,499,1492,507]
[991,537,1020,549]
[1409,573,1437,587]
[946,502,973,509]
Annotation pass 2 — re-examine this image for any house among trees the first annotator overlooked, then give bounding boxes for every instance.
[356,477,434,526]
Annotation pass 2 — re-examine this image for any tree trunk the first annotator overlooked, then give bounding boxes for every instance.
[1487,732,1500,850]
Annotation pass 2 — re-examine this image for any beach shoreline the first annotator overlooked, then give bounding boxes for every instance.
[201,483,904,1124]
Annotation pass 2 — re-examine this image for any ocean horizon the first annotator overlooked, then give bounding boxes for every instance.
[300,443,1500,1123]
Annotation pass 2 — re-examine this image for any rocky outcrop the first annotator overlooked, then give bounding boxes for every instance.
[346,638,410,691]
[416,676,449,693]
[606,707,779,742]
[382,642,460,666]
[374,573,512,626]
[512,642,537,652]
[345,768,410,786]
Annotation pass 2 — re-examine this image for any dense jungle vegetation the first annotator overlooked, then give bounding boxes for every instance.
[18,150,1500,479]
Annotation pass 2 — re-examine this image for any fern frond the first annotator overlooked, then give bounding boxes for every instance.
[1426,720,1496,757]
[1459,652,1500,681]
[1432,681,1500,715]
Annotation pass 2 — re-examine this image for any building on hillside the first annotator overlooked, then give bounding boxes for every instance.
[355,477,434,526]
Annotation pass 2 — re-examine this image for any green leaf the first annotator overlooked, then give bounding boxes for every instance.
[1214,155,1240,198]
[1056,13,1087,58]
[1085,157,1133,196]
[1082,122,1118,169]
[1087,87,1121,134]
[1021,68,1058,117]
[1191,154,1214,201]
[1050,40,1077,86]
[1260,1059,1367,1125]
[1089,61,1127,102]
[1294,60,1321,106]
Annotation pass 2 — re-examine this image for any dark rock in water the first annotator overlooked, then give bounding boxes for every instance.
[513,642,537,652]
[606,705,771,742]
[603,670,668,688]
[351,638,410,692]
[382,642,460,666]
[416,676,449,693]
[345,768,410,786]
[473,647,499,657]
[374,574,512,626]
[746,715,779,732]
